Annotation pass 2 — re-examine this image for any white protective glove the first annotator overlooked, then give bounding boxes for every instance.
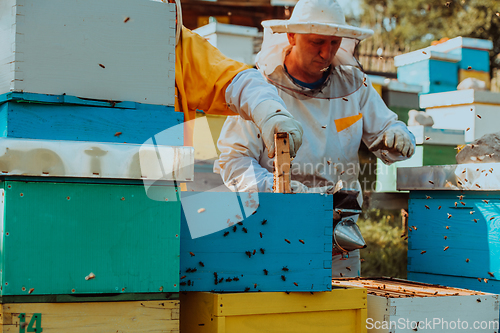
[291,181,333,194]
[252,100,303,158]
[368,126,415,158]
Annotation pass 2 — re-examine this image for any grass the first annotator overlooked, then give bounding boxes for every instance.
[358,208,408,279]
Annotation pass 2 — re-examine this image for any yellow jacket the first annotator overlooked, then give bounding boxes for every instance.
[175,26,250,122]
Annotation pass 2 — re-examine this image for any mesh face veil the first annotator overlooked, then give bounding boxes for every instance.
[255,28,367,100]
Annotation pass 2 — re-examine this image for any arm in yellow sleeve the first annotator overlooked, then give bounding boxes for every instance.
[175,26,250,121]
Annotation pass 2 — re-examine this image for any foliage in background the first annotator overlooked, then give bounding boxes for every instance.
[356,0,500,73]
[358,208,408,278]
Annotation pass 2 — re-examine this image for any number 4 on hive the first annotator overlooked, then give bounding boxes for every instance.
[18,313,43,333]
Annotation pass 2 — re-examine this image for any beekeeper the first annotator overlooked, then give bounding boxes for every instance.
[169,0,303,155]
[215,0,415,277]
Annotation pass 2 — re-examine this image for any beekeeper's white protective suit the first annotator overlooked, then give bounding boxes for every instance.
[215,0,415,277]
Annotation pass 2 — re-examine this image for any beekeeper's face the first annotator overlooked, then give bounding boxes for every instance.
[287,33,342,81]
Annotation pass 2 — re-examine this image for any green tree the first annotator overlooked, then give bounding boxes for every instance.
[358,0,500,72]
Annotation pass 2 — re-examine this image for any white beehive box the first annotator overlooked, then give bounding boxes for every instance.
[0,0,176,106]
[194,22,261,65]
[335,278,499,333]
[420,89,500,143]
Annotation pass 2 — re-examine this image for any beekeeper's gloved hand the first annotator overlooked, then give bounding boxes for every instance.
[252,101,303,158]
[368,126,415,158]
[291,181,333,194]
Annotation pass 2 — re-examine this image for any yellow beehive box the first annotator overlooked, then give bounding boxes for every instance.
[0,300,179,333]
[459,69,491,89]
[180,288,367,333]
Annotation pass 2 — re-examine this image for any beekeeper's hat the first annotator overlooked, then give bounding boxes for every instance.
[262,0,373,40]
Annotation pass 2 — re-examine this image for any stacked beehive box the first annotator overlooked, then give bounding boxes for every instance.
[0,0,186,331]
[397,165,500,303]
[395,37,493,94]
[335,278,499,333]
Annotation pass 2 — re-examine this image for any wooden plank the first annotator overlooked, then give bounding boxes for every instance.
[2,0,176,106]
[180,192,333,292]
[0,292,179,304]
[0,100,183,145]
[2,181,180,295]
[273,133,291,193]
[408,272,500,295]
[1,300,180,332]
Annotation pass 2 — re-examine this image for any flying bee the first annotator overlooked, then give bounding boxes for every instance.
[444,246,449,251]
[189,252,195,257]
[294,282,298,286]
[342,98,348,101]
[446,226,450,229]
[488,272,495,277]
[421,251,426,254]
[483,200,489,204]
[474,219,478,223]
[252,249,256,255]
[438,206,442,210]
[261,219,267,225]
[466,127,470,131]
[425,205,430,209]
[180,275,186,279]
[477,115,482,119]
[299,239,305,244]
[447,213,452,219]
[476,184,481,188]
[124,17,130,23]
[490,217,495,221]
[466,259,470,263]
[484,279,489,283]
[454,202,458,207]
[477,278,482,282]
[285,239,291,244]
[457,180,463,186]
[346,266,351,271]
[444,236,448,240]
[429,180,434,184]
[470,211,474,214]
[426,195,431,199]
[425,136,431,141]
[461,202,466,206]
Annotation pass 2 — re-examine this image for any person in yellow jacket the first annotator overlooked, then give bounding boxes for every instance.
[171,0,303,157]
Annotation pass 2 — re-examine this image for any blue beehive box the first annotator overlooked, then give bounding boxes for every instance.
[179,192,334,292]
[395,49,460,94]
[0,92,183,145]
[432,37,493,73]
[397,165,500,296]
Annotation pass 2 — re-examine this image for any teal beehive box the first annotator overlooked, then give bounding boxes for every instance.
[0,138,194,296]
[395,49,460,94]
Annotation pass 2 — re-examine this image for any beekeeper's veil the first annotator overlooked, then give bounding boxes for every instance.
[256,0,374,99]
